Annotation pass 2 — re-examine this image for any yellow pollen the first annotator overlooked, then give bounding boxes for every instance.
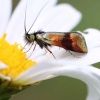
[0,33,36,79]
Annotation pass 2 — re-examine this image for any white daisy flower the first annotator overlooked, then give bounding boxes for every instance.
[0,0,100,100]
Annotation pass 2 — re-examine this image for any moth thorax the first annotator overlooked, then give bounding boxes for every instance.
[36,34,43,39]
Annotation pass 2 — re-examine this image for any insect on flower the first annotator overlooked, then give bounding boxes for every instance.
[23,1,88,59]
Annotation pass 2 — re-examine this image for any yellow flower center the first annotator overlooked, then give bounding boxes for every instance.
[0,33,36,79]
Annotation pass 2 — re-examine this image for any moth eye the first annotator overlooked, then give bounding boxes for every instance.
[26,34,29,38]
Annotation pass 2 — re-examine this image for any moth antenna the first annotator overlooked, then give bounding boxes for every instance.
[27,0,50,33]
[24,0,28,34]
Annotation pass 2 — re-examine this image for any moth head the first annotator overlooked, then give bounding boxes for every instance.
[26,33,35,42]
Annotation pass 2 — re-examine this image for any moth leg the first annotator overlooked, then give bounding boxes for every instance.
[24,42,34,53]
[43,45,56,60]
[27,43,37,59]
[22,42,29,51]
[68,50,81,58]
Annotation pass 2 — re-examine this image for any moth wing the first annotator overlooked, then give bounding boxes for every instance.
[41,32,88,53]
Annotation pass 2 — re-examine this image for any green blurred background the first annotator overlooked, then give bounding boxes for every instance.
[11,0,100,100]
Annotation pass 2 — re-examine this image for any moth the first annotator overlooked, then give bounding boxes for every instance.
[23,1,88,59]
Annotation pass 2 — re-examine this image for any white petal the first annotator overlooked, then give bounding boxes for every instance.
[83,28,100,49]
[0,73,11,81]
[42,4,81,32]
[0,0,12,38]
[0,61,8,69]
[0,61,10,81]
[51,47,100,66]
[86,85,100,100]
[84,28,100,34]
